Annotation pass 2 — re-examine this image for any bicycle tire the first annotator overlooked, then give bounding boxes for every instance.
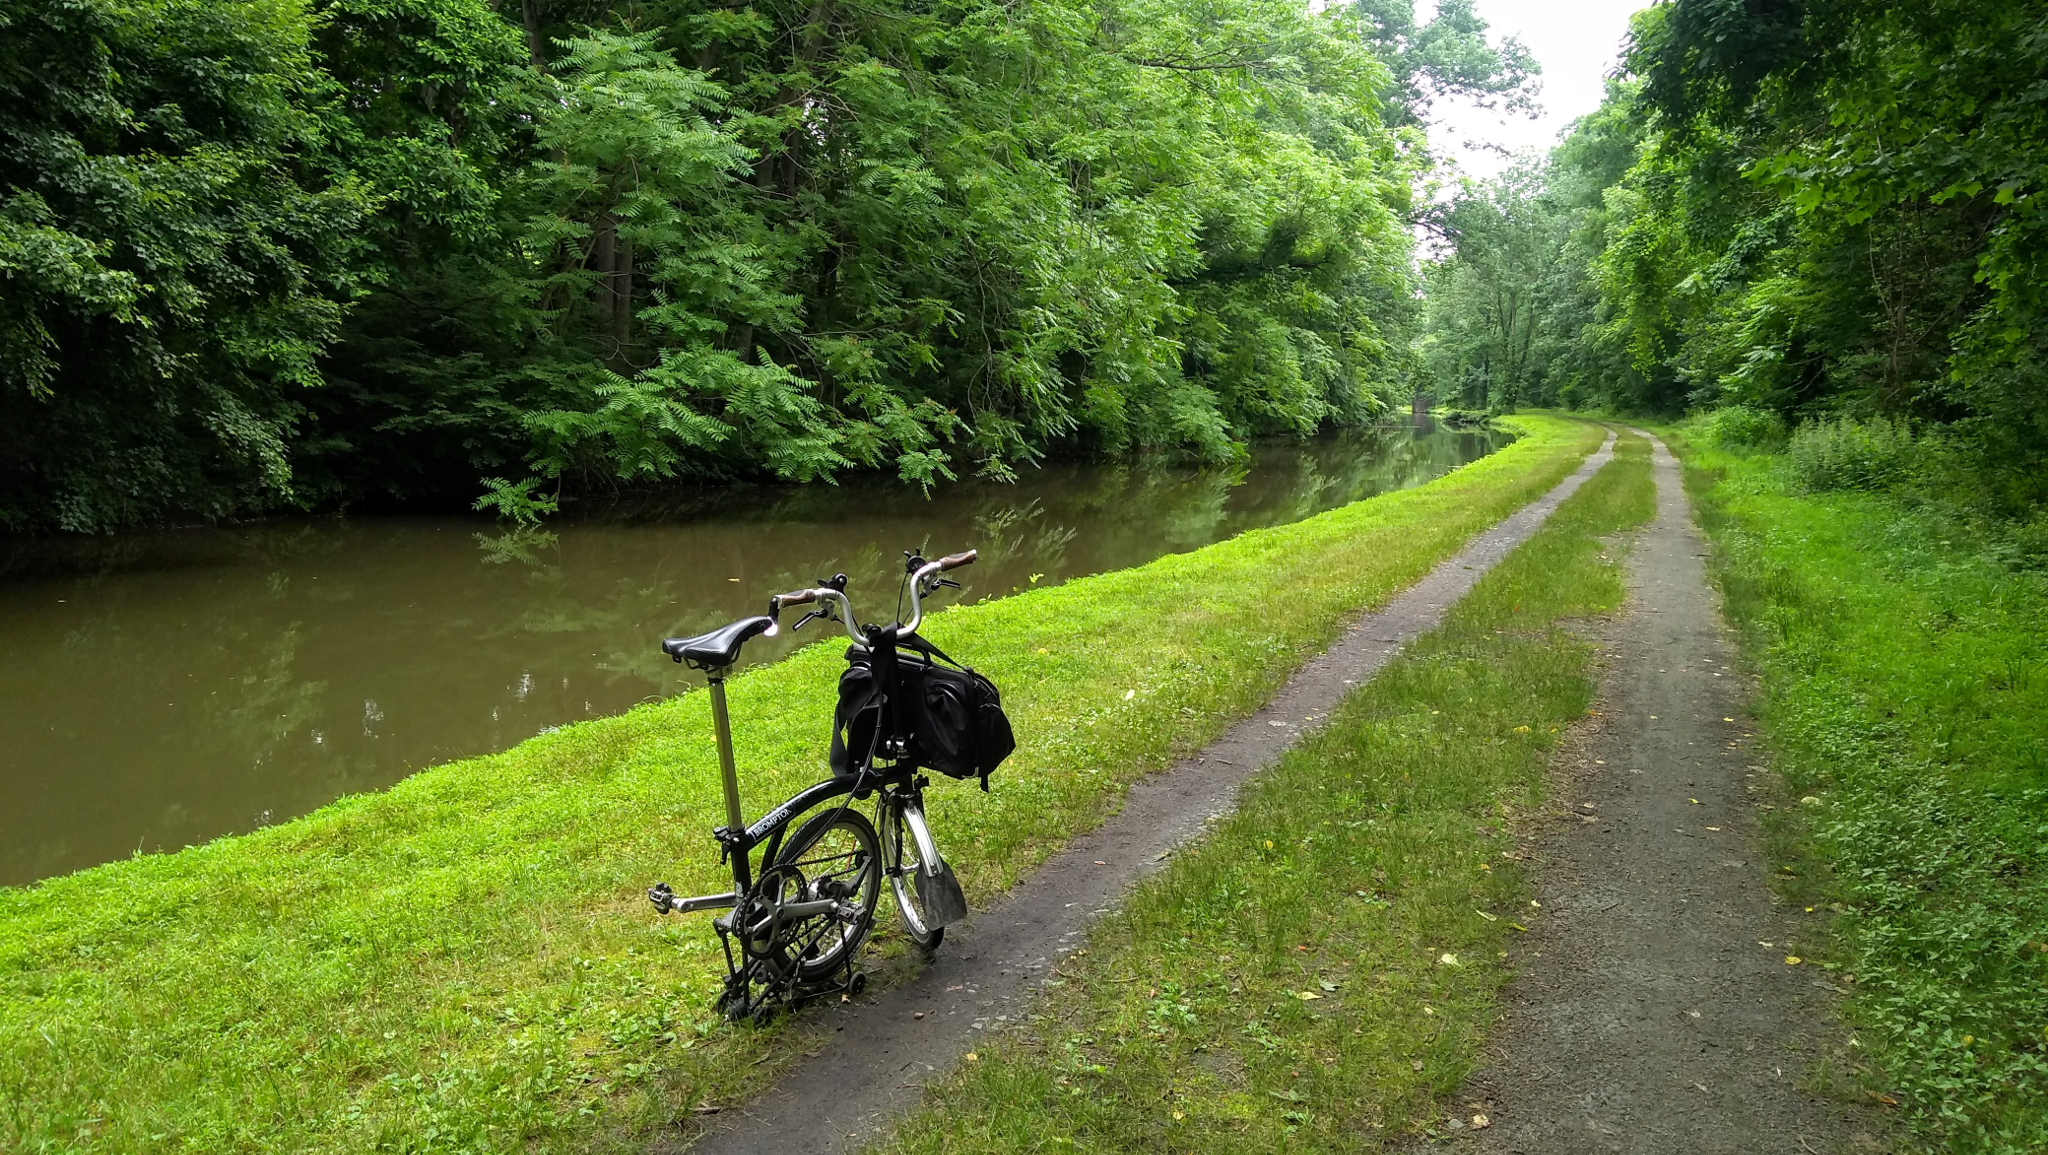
[760,805,881,982]
[880,797,945,953]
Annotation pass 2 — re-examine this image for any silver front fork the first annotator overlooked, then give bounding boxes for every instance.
[707,675,744,832]
[896,794,969,927]
[900,798,945,871]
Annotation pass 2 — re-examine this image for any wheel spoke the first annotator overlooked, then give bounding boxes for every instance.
[758,806,881,983]
[883,794,944,952]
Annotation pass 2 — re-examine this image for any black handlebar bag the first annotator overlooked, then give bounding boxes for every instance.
[899,640,1015,789]
[829,633,1014,789]
[828,653,883,781]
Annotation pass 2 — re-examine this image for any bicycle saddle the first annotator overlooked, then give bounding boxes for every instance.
[663,615,775,669]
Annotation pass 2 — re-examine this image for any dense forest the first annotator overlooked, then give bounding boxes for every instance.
[1420,0,2048,526]
[0,0,1530,533]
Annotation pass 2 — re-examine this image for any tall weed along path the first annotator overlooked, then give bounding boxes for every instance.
[0,418,1605,1154]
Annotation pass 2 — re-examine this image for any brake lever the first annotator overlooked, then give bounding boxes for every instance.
[792,608,829,632]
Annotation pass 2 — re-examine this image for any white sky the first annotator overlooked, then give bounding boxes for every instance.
[1424,0,1647,180]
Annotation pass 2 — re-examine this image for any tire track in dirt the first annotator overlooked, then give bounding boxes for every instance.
[667,431,1618,1155]
[1441,433,1884,1154]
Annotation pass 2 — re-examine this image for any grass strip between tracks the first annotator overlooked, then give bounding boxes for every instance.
[0,416,1601,1155]
[871,433,1655,1153]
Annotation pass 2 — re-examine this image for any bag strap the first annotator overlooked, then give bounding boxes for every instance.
[897,631,971,672]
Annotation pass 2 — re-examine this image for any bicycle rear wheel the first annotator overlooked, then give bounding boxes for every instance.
[761,806,881,983]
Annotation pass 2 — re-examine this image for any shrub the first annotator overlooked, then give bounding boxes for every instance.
[1787,416,1918,492]
[1698,405,1787,451]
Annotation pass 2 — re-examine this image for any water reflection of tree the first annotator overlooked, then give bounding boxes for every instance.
[1,423,1506,883]
[971,500,1076,583]
[473,527,559,566]
[10,598,350,883]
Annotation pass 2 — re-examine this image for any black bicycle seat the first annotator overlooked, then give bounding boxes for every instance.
[663,615,775,669]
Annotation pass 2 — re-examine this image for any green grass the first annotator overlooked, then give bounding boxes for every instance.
[868,433,1656,1153]
[0,417,1605,1154]
[1662,425,2048,1154]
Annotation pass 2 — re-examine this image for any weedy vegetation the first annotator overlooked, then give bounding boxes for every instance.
[1671,418,2048,1154]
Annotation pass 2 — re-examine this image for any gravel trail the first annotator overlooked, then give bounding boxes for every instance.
[1446,433,1884,1155]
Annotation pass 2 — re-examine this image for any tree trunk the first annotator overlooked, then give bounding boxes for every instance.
[592,214,617,356]
[612,237,634,369]
[755,0,832,194]
[520,0,547,70]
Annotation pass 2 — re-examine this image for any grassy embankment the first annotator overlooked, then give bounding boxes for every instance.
[1661,424,2048,1155]
[0,417,1604,1153]
[871,433,1656,1152]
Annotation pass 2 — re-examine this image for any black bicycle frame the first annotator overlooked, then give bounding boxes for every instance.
[657,660,900,916]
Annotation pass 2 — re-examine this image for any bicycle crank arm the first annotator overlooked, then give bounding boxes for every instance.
[773,898,863,924]
[742,899,863,938]
[647,883,738,915]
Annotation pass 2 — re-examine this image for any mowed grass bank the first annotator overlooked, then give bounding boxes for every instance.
[871,434,1654,1153]
[0,417,1602,1155]
[1666,427,2048,1154]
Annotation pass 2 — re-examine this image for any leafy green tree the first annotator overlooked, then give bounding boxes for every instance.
[289,0,533,506]
[1418,165,1558,411]
[319,0,1442,506]
[4,0,1487,532]
[1351,0,1538,129]
[0,0,369,531]
[1423,0,2048,504]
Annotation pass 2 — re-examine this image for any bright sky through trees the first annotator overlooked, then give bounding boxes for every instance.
[1426,0,1642,176]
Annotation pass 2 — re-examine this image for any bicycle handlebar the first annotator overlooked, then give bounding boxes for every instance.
[902,550,974,635]
[763,549,976,643]
[770,586,863,644]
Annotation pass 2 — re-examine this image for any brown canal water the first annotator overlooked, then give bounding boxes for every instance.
[0,421,1504,886]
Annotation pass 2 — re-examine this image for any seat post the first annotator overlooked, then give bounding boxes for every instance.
[706,671,745,832]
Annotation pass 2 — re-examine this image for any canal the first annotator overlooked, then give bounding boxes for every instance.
[0,420,1504,885]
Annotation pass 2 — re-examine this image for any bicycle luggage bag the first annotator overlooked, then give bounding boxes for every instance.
[829,656,882,781]
[905,659,1014,787]
[829,639,1014,788]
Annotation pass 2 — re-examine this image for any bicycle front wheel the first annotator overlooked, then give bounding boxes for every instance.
[881,797,946,953]
[761,805,881,983]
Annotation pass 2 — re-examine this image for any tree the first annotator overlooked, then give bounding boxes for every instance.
[1418,0,2048,513]
[0,0,369,531]
[3,0,1467,531]
[1418,165,1556,411]
[1351,0,1539,129]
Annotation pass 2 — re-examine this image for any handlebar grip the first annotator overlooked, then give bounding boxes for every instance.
[769,589,817,613]
[936,549,978,572]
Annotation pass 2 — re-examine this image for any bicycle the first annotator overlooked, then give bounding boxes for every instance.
[646,549,1008,1021]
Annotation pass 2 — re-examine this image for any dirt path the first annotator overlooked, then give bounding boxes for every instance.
[1448,433,1881,1154]
[667,432,1618,1155]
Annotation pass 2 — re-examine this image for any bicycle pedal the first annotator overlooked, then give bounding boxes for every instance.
[647,882,675,913]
